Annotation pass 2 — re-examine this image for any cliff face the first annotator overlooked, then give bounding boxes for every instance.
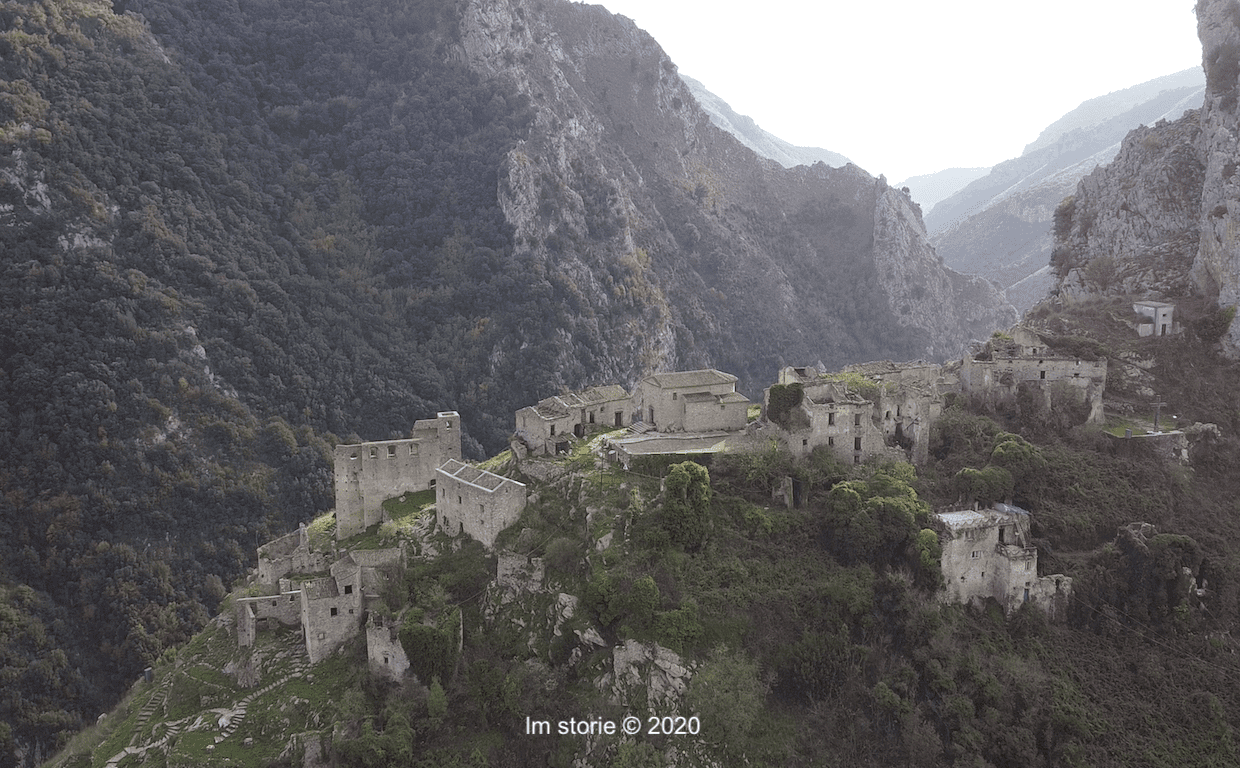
[1051,0,1240,344]
[459,0,1014,388]
[1192,0,1240,350]
[930,71,1203,312]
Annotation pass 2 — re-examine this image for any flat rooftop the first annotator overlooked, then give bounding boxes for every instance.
[610,432,731,456]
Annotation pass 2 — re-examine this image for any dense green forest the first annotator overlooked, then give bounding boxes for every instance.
[0,0,547,760]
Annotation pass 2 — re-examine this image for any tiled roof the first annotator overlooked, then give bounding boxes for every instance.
[643,369,737,389]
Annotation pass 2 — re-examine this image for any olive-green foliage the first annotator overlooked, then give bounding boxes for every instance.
[820,464,930,565]
[661,461,712,551]
[686,645,766,750]
[1193,304,1237,346]
[915,529,944,590]
[766,382,803,428]
[399,609,459,686]
[953,465,1013,506]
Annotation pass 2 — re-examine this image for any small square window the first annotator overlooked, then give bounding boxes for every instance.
[330,607,338,617]
[802,439,808,446]
[971,551,981,559]
[369,447,377,459]
[387,445,396,457]
[344,584,353,595]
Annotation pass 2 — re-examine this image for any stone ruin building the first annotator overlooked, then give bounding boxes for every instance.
[235,522,402,664]
[959,325,1107,423]
[935,503,1071,617]
[239,413,527,669]
[514,385,631,456]
[767,361,952,465]
[435,459,528,549]
[333,412,461,539]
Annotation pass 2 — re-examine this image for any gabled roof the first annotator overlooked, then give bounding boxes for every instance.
[522,384,631,420]
[643,369,737,389]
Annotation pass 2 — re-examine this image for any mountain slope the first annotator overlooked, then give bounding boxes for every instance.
[926,69,1204,311]
[0,0,1013,761]
[894,167,990,214]
[679,74,851,169]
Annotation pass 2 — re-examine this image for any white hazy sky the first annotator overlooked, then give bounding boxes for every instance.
[595,0,1203,181]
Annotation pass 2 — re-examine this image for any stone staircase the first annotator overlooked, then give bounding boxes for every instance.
[214,654,310,743]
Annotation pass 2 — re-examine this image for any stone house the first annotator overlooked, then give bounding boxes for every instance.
[959,329,1106,424]
[366,612,411,682]
[435,459,527,548]
[632,369,750,433]
[936,503,1071,617]
[767,362,949,465]
[1133,300,1179,337]
[333,412,461,539]
[515,385,631,455]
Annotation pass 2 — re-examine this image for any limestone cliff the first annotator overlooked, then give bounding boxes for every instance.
[1192,0,1240,351]
[1051,0,1240,343]
[872,180,1016,359]
[457,0,1015,391]
[930,70,1203,313]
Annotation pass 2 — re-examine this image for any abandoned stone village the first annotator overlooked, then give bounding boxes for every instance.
[235,316,1197,674]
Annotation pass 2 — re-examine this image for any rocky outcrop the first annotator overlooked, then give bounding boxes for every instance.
[930,70,1203,312]
[457,0,1016,389]
[1050,0,1240,353]
[872,181,1016,358]
[1052,116,1204,299]
[1192,0,1240,351]
[680,74,850,169]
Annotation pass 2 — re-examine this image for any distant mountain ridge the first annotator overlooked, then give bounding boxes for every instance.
[895,167,990,214]
[680,74,851,169]
[925,67,1204,311]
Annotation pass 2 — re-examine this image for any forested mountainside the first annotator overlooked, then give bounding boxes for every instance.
[0,0,1013,762]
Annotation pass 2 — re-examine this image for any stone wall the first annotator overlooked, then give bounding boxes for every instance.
[334,412,461,539]
[633,370,739,432]
[435,460,527,548]
[366,613,411,682]
[937,504,1071,616]
[236,591,303,647]
[300,574,363,663]
[960,355,1107,423]
[257,525,332,585]
[682,393,748,432]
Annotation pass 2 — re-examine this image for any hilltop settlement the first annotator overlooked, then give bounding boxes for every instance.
[233,322,1117,673]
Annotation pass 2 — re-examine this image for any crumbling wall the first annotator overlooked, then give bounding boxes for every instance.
[257,525,332,585]
[236,592,302,648]
[366,613,411,682]
[300,575,363,663]
[334,412,461,539]
[436,461,527,548]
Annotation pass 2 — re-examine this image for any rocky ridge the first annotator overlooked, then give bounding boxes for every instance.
[930,70,1203,312]
[1052,0,1240,342]
[456,0,1014,388]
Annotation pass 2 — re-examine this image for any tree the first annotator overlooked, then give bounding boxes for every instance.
[661,462,712,551]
